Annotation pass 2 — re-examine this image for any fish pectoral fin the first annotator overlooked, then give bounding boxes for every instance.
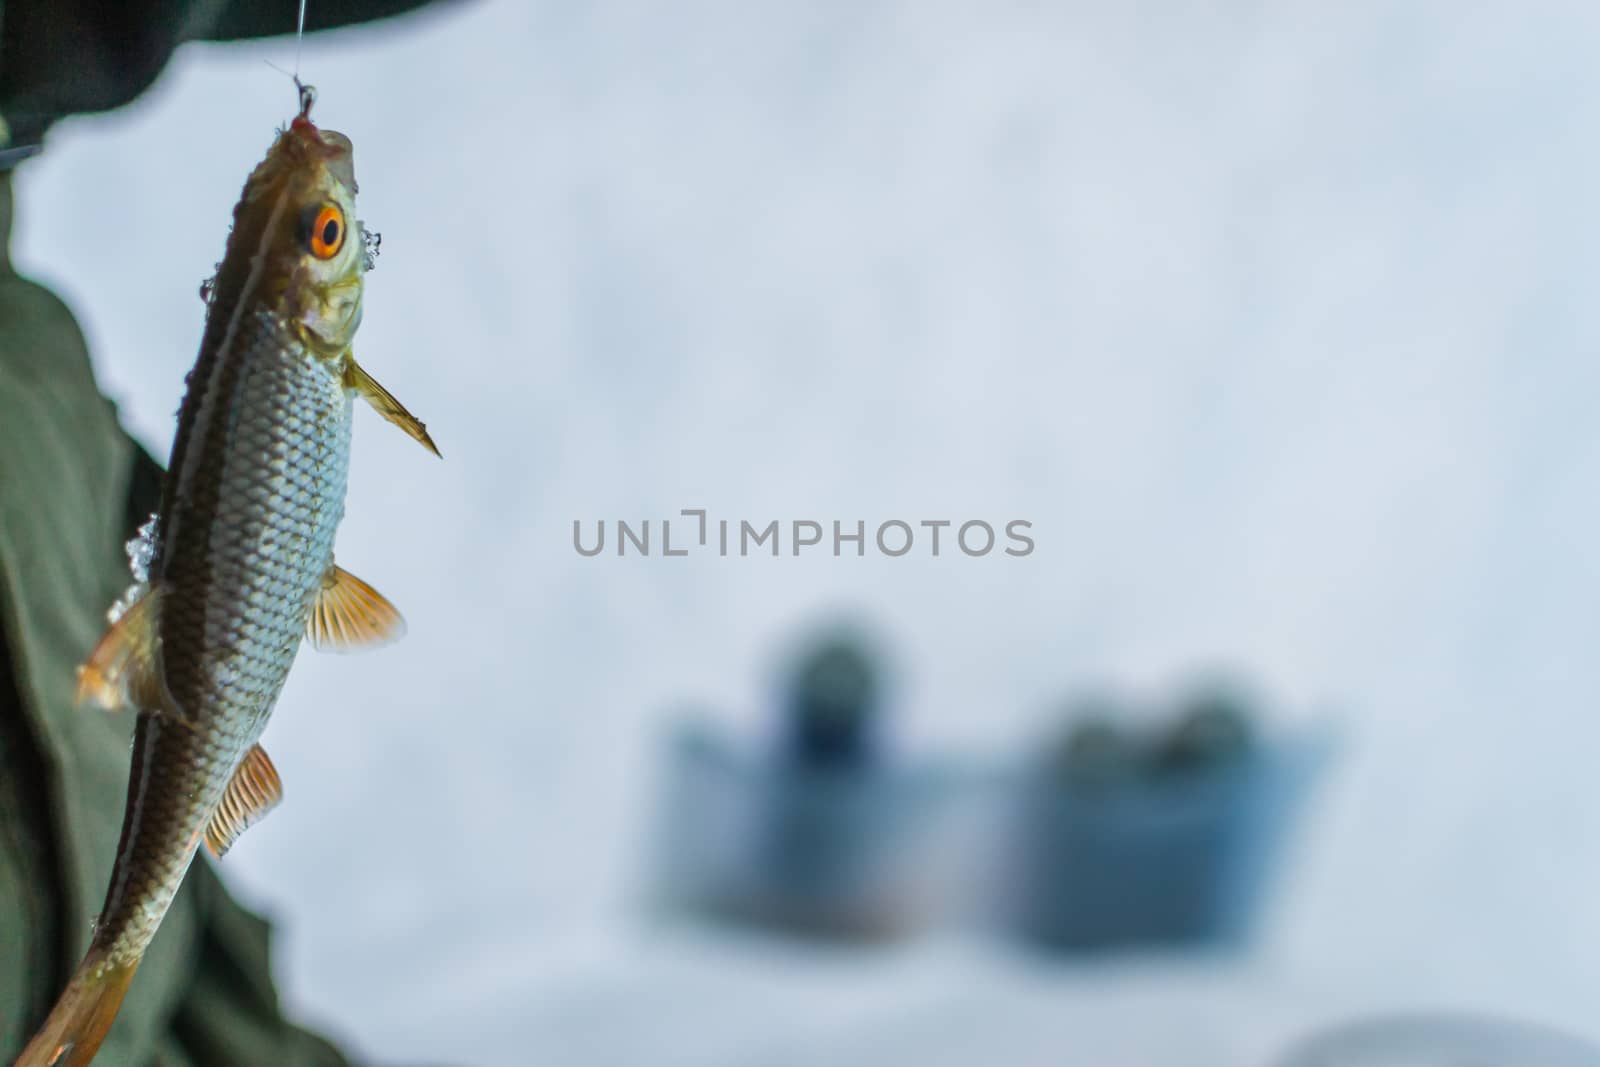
[306,564,407,653]
[76,584,176,714]
[345,355,441,458]
[205,745,283,859]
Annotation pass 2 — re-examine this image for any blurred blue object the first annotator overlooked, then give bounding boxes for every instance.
[654,721,961,940]
[779,631,884,769]
[1003,728,1333,950]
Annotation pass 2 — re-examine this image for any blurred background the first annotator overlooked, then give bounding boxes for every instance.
[13,1,1600,1063]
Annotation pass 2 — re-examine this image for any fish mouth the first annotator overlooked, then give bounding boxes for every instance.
[284,83,357,192]
[283,118,357,193]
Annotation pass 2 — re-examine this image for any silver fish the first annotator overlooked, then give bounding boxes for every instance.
[15,89,438,1067]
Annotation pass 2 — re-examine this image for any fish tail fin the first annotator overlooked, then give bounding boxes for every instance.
[13,952,138,1067]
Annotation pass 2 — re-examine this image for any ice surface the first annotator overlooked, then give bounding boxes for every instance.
[15,1,1600,1063]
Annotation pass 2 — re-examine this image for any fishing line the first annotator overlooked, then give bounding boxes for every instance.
[295,0,309,79]
[265,0,314,112]
[292,0,316,120]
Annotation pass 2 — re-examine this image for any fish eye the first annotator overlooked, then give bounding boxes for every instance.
[306,204,345,260]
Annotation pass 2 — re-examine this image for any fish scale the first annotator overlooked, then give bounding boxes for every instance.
[99,310,352,969]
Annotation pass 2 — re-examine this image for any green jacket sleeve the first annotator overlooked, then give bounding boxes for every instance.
[0,0,453,150]
[159,861,353,1067]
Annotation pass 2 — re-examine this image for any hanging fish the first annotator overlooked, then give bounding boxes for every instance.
[14,84,438,1067]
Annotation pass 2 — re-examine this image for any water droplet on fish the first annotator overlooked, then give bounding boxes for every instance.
[125,513,159,583]
[106,583,145,625]
[199,260,223,304]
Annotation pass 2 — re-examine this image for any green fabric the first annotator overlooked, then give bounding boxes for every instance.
[0,170,352,1065]
[0,0,450,149]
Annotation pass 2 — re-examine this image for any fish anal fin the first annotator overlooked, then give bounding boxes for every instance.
[306,564,407,653]
[205,745,282,859]
[345,355,440,457]
[76,585,173,714]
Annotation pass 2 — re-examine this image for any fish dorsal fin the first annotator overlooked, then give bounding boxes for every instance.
[306,564,406,653]
[205,745,282,858]
[76,585,174,714]
[345,354,441,457]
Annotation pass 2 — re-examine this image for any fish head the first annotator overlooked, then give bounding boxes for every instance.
[226,114,371,355]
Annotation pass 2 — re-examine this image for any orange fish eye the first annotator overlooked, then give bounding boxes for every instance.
[308,204,345,260]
